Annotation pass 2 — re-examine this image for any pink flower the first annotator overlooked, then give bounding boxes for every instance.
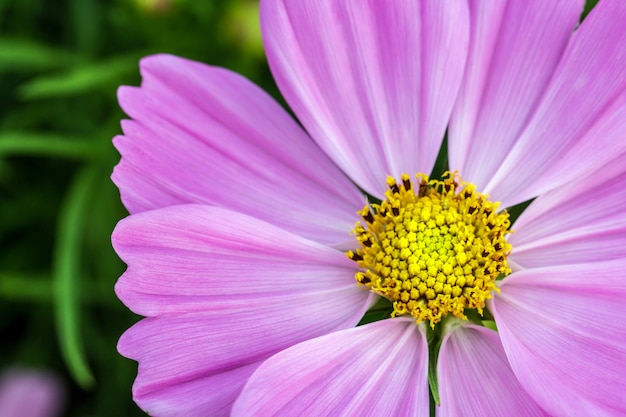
[0,368,64,417]
[112,1,626,416]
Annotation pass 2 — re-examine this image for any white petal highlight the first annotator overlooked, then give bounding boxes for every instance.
[485,1,626,206]
[261,0,469,197]
[450,0,583,193]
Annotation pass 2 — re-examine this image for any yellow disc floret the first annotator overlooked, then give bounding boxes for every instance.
[347,172,512,328]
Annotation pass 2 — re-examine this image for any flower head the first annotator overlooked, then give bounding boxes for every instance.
[349,172,512,327]
[113,1,626,416]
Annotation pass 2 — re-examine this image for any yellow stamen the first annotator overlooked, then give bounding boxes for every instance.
[347,172,512,328]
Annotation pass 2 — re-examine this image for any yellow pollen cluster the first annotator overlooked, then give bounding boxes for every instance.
[347,172,512,328]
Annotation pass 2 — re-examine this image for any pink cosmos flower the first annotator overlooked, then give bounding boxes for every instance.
[112,1,626,416]
[0,367,64,417]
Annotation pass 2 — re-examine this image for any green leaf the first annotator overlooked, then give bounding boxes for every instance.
[0,39,73,72]
[426,322,445,415]
[0,273,53,302]
[0,131,101,159]
[482,320,498,332]
[428,358,441,406]
[427,328,442,407]
[18,55,139,100]
[356,297,393,326]
[0,272,116,306]
[53,166,99,388]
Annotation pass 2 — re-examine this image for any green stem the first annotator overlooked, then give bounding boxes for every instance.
[0,132,101,159]
[52,166,99,388]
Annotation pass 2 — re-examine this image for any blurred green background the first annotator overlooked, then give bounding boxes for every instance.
[0,0,602,416]
[0,0,269,415]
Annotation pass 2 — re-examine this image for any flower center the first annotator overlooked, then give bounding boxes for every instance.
[347,172,512,328]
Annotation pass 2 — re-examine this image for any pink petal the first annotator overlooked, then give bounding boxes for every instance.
[490,261,626,416]
[484,1,626,207]
[114,205,372,416]
[261,0,469,197]
[120,306,360,417]
[119,293,372,414]
[449,0,584,193]
[121,355,257,417]
[437,323,549,417]
[510,161,626,268]
[113,54,363,246]
[232,318,429,417]
[113,204,369,317]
